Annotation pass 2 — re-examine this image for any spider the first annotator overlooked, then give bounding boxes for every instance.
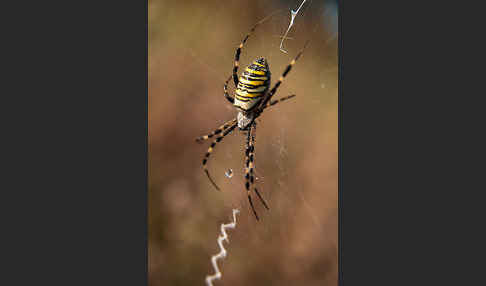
[195,20,308,220]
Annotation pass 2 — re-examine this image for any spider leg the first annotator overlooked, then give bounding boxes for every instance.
[233,13,277,87]
[263,94,296,110]
[248,124,269,210]
[223,75,234,104]
[202,122,237,191]
[244,125,259,220]
[259,41,309,109]
[195,118,237,143]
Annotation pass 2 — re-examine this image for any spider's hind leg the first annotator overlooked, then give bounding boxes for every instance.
[201,122,237,191]
[245,126,259,220]
[249,124,269,210]
[195,118,237,143]
[244,123,269,221]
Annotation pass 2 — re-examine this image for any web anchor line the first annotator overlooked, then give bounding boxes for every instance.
[280,0,308,53]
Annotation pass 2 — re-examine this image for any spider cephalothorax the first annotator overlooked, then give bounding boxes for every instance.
[195,20,308,220]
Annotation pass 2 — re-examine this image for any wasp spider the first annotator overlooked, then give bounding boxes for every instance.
[196,20,308,220]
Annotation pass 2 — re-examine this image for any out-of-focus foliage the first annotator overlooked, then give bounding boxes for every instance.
[149,1,338,285]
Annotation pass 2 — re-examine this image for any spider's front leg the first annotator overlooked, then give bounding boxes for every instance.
[223,75,234,104]
[232,11,281,87]
[262,94,296,110]
[259,40,309,109]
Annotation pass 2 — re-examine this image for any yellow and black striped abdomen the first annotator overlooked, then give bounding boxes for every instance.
[234,58,271,111]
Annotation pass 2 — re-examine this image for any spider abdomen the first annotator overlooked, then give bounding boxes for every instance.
[234,58,271,111]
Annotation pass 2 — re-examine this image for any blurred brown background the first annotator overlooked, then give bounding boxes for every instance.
[149,0,338,285]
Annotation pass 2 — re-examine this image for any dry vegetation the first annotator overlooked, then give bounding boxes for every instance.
[149,0,338,285]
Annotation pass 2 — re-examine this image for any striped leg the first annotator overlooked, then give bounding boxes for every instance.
[195,118,237,143]
[244,126,259,220]
[233,23,260,87]
[263,94,296,110]
[260,41,309,109]
[232,11,279,87]
[223,75,234,104]
[202,123,237,191]
[248,125,269,211]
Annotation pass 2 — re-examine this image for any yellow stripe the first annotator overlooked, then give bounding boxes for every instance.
[239,78,265,86]
[238,85,267,93]
[245,75,269,80]
[236,95,263,100]
[235,94,263,101]
[237,85,267,93]
[235,96,251,102]
[245,68,265,75]
[236,89,264,98]
[253,62,265,67]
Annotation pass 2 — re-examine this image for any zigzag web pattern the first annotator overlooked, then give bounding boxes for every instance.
[205,209,240,286]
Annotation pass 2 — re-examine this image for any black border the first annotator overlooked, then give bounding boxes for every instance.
[338,0,343,284]
[4,1,148,284]
[338,0,479,285]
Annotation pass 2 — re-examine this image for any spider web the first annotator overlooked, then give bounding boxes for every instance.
[185,0,337,224]
[149,0,338,285]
